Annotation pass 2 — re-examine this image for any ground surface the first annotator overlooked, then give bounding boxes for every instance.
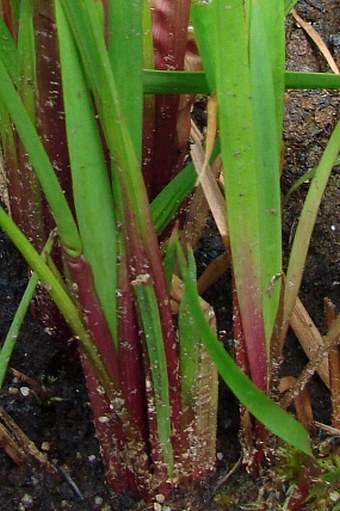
[0,1,339,510]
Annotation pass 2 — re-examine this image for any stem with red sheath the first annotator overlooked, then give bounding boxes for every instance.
[143,0,191,199]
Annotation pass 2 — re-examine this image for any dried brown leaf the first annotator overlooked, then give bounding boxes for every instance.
[291,9,339,74]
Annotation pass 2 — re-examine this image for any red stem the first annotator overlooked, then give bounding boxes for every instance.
[3,137,22,223]
[1,0,14,35]
[138,216,182,458]
[117,246,149,444]
[34,3,74,235]
[232,279,267,470]
[65,253,120,388]
[0,3,46,249]
[81,355,131,494]
[2,2,71,337]
[65,251,154,498]
[143,0,191,199]
[287,457,320,510]
[123,208,175,492]
[16,142,45,251]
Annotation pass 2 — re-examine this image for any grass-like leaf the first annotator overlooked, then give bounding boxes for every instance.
[190,1,216,92]
[162,228,180,289]
[284,154,340,202]
[249,0,283,344]
[281,119,340,347]
[142,69,340,94]
[150,162,196,234]
[58,0,151,240]
[199,0,268,390]
[178,245,311,457]
[107,0,143,161]
[59,1,181,482]
[0,15,18,84]
[0,57,81,254]
[284,0,299,14]
[0,231,55,388]
[179,257,201,406]
[143,69,209,94]
[285,71,340,89]
[17,0,36,116]
[257,0,285,146]
[0,205,112,391]
[16,0,45,248]
[132,278,174,476]
[56,2,118,340]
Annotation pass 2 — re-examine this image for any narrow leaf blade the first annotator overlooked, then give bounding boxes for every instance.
[56,1,118,339]
[179,246,311,456]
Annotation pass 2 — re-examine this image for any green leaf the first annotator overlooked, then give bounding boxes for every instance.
[178,246,311,456]
[320,468,340,483]
[0,103,18,197]
[284,0,299,15]
[191,1,216,92]
[107,0,143,161]
[285,71,340,89]
[179,252,201,403]
[255,0,285,143]
[151,163,196,234]
[284,168,317,201]
[9,0,20,30]
[282,119,340,340]
[0,15,18,84]
[17,0,36,116]
[142,70,340,95]
[284,154,340,202]
[0,231,55,388]
[0,57,81,255]
[205,0,268,389]
[162,228,180,290]
[133,278,174,475]
[56,1,118,340]
[142,0,154,69]
[59,0,150,240]
[143,69,210,94]
[0,206,112,392]
[249,0,282,344]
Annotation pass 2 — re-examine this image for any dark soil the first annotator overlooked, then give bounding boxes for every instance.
[1,1,339,510]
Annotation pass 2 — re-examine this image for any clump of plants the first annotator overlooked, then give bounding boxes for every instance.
[273,442,340,510]
[213,442,340,510]
[0,0,339,507]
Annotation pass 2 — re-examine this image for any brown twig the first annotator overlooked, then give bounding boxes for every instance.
[291,9,339,74]
[0,405,57,475]
[197,252,230,296]
[281,314,340,410]
[279,376,314,432]
[212,456,242,494]
[314,421,340,436]
[190,124,227,245]
[183,120,224,249]
[324,298,340,429]
[290,297,330,388]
